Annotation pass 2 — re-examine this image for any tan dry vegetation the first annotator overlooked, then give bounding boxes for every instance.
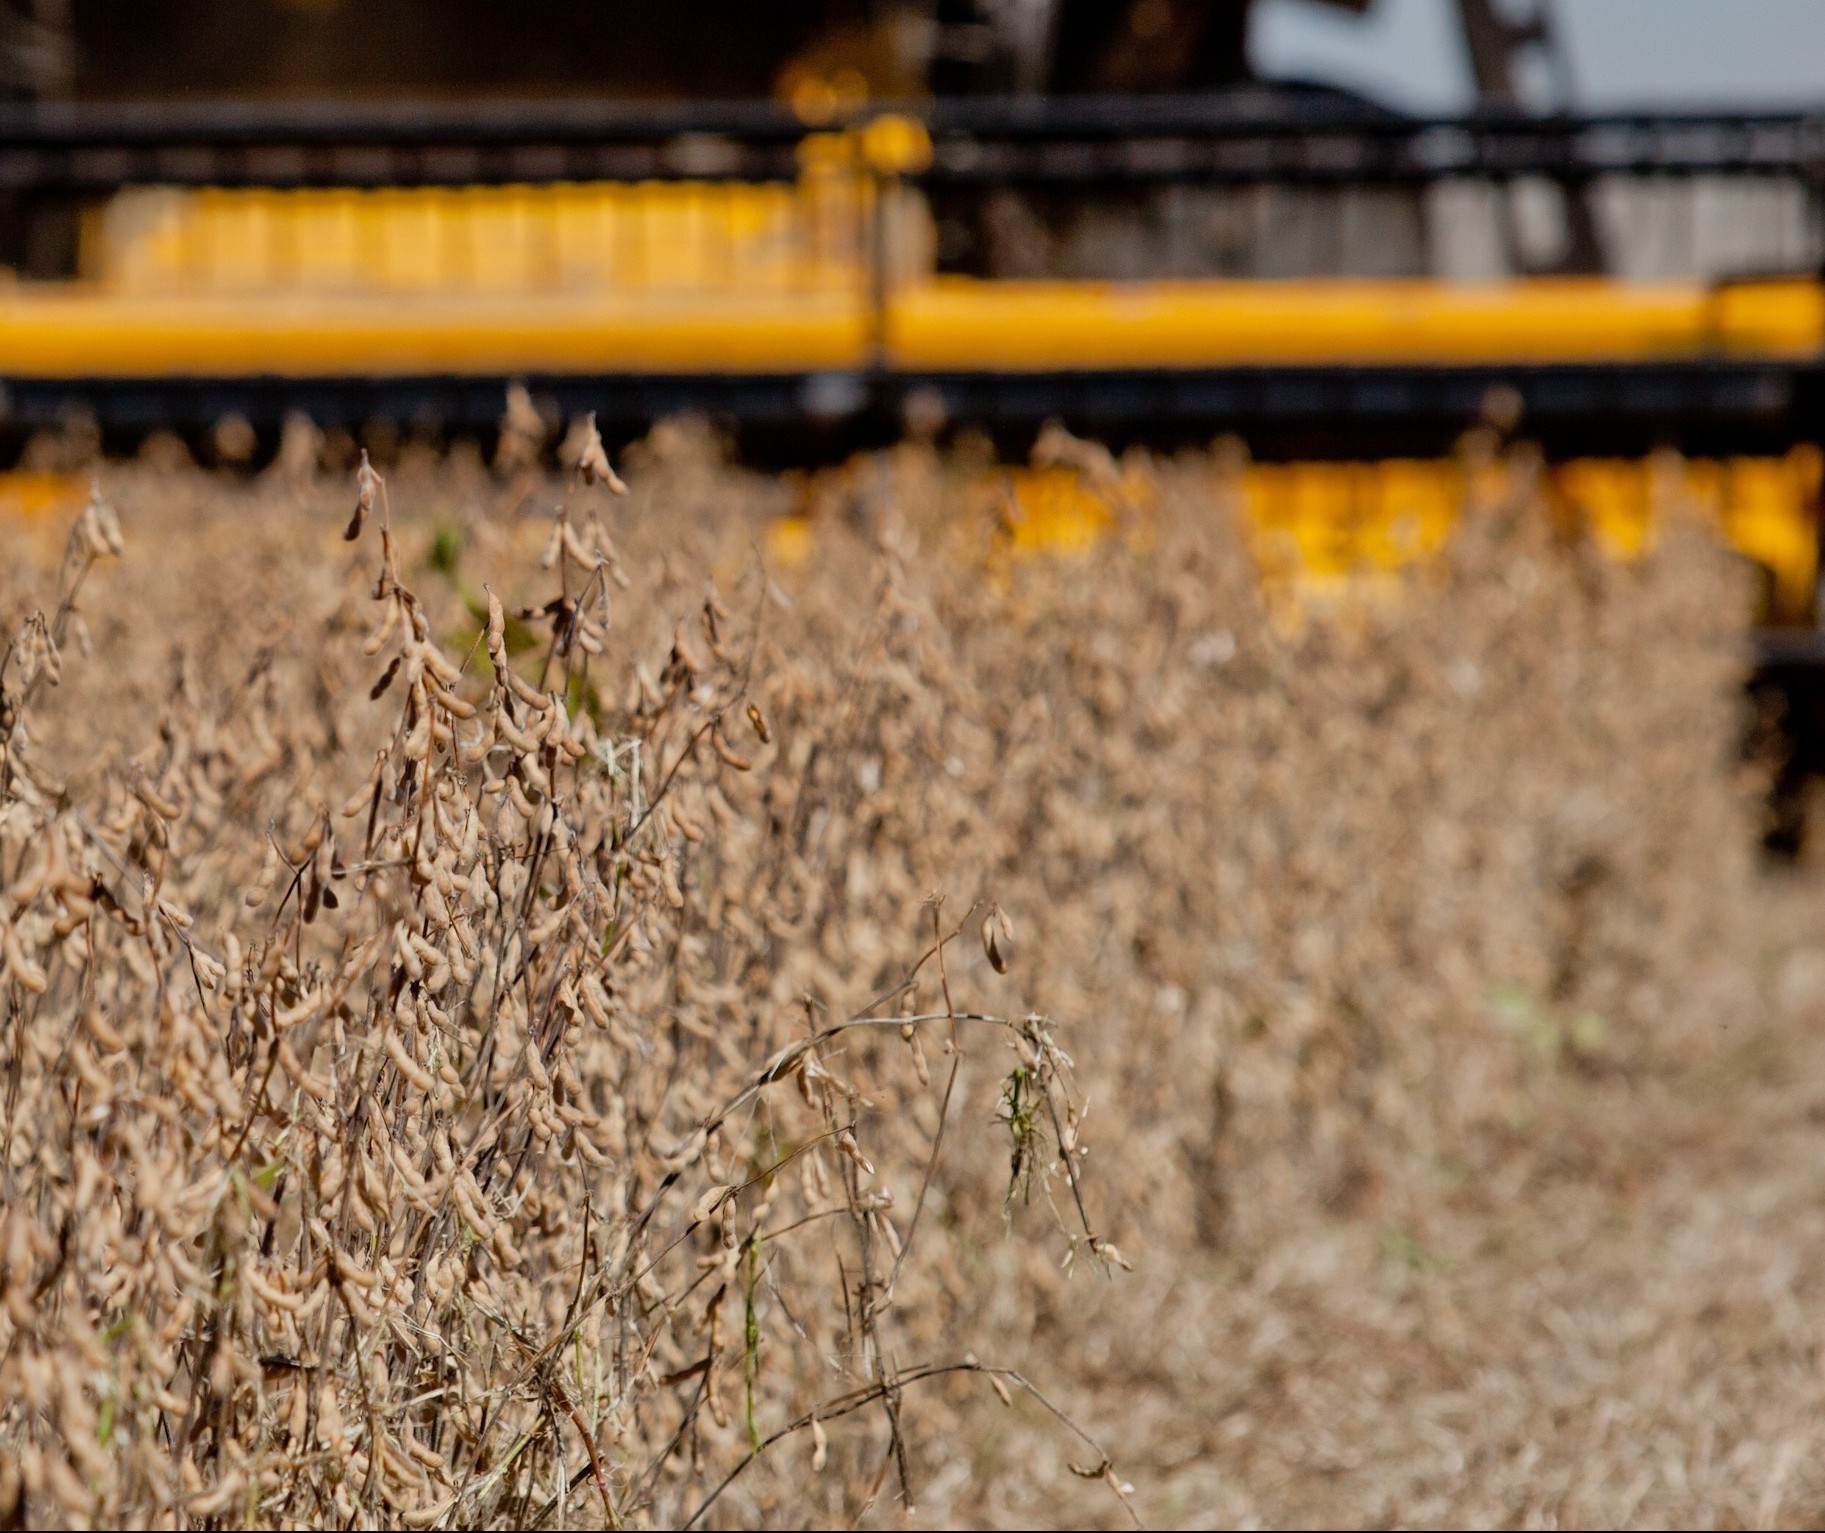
[1,423,1823,1528]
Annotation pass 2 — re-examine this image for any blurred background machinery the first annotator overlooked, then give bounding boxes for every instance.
[7,0,1825,828]
[0,1,1822,648]
[4,0,1815,284]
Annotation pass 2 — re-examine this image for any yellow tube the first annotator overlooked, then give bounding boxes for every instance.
[887,277,1825,371]
[0,276,1817,378]
[0,287,872,377]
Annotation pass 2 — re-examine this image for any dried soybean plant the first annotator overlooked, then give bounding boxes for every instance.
[0,447,1126,1529]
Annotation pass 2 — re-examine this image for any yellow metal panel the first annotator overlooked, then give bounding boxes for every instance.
[288,191,361,291]
[1233,450,1819,622]
[1350,459,1460,571]
[764,451,1816,621]
[86,182,869,300]
[1245,459,1461,589]
[764,515,816,570]
[1546,451,1817,616]
[0,472,85,519]
[1556,459,1653,559]
[1002,466,1116,552]
[1718,447,1821,619]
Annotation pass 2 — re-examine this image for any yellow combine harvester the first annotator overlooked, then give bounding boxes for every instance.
[0,0,1817,833]
[0,101,1820,618]
[13,151,1823,382]
[2,112,1817,630]
[1,93,1823,836]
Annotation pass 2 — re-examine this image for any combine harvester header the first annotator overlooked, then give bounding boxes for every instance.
[0,98,1819,458]
[4,93,1825,833]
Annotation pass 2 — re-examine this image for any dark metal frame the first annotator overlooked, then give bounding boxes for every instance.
[920,100,1825,189]
[0,97,1821,191]
[2,358,1814,464]
[0,96,1819,460]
